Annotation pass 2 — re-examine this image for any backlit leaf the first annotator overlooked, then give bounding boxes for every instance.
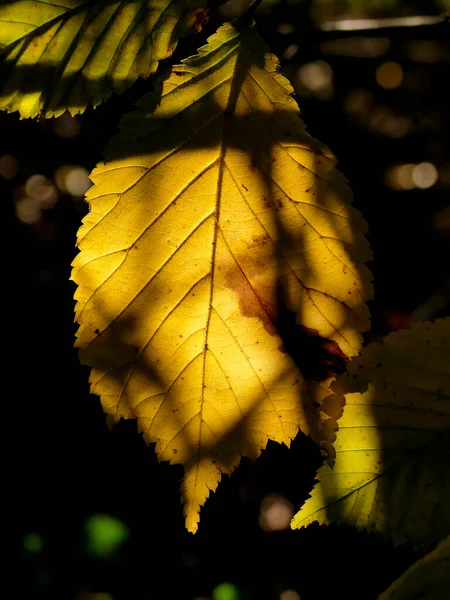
[72,22,372,532]
[0,0,207,118]
[378,536,450,600]
[292,318,450,547]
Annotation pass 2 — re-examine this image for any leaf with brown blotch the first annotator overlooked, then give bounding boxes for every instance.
[72,22,372,533]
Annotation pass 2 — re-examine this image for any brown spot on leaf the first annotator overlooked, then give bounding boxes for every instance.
[173,448,178,454]
[224,253,349,382]
[248,233,271,249]
[242,184,249,192]
[224,262,278,338]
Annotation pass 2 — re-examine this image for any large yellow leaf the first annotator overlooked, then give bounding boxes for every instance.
[0,0,206,118]
[72,22,372,533]
[378,536,450,600]
[292,318,450,547]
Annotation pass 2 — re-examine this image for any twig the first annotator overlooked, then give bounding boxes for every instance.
[241,0,265,24]
[319,13,448,33]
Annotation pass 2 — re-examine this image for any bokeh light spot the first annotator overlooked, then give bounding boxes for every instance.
[407,41,443,63]
[278,23,294,35]
[439,164,450,188]
[0,154,19,179]
[259,493,294,531]
[23,532,44,554]
[53,112,81,138]
[384,164,415,190]
[85,514,129,558]
[433,205,450,234]
[65,166,91,197]
[25,174,58,208]
[15,197,42,224]
[376,61,403,89]
[412,162,438,189]
[296,61,333,99]
[280,590,301,600]
[212,582,240,600]
[284,43,298,60]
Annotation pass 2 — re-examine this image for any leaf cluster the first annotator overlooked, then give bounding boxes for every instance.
[3,1,449,596]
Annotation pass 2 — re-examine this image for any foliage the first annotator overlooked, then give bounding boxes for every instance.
[71,20,372,532]
[0,0,207,118]
[292,318,450,547]
[3,0,449,591]
[378,536,450,599]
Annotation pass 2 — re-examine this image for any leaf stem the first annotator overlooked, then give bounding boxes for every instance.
[239,0,265,25]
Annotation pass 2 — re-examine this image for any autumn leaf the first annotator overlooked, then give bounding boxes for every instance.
[0,0,206,118]
[72,22,372,533]
[378,536,450,600]
[292,318,450,547]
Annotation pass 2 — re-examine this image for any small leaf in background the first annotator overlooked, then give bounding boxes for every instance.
[72,22,372,533]
[292,318,450,547]
[0,0,207,118]
[378,536,450,600]
[84,513,129,558]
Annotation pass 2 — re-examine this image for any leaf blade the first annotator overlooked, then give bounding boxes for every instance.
[292,318,450,546]
[378,536,450,599]
[0,0,207,118]
[72,22,372,532]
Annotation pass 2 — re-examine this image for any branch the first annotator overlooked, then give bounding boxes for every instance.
[319,14,448,32]
[311,13,450,41]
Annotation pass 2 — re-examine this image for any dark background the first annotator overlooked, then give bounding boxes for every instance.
[5,0,450,598]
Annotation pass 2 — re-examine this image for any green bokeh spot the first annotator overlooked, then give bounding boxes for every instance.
[212,582,241,600]
[85,513,129,558]
[23,532,44,554]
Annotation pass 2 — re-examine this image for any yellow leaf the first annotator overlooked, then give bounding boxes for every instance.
[378,536,450,600]
[72,22,372,533]
[0,0,206,118]
[292,318,450,547]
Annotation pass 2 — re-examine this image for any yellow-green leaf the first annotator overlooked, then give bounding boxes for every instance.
[378,536,450,600]
[72,22,372,533]
[0,0,206,118]
[292,318,450,547]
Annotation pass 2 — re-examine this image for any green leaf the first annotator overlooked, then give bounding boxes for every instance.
[378,536,450,599]
[72,22,372,533]
[0,0,207,118]
[292,318,450,547]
